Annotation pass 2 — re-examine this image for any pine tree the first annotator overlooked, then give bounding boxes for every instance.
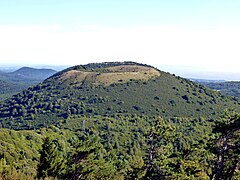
[210,110,240,180]
[37,136,65,179]
[144,117,177,179]
[67,134,117,179]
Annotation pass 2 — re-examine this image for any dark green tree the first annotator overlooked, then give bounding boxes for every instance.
[37,136,65,179]
[67,133,117,179]
[144,117,176,179]
[209,110,240,180]
[125,149,145,179]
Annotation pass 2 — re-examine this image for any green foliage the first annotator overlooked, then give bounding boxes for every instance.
[0,129,42,178]
[0,112,239,179]
[37,136,65,179]
[209,110,240,179]
[144,118,177,179]
[125,150,145,179]
[66,134,119,179]
[0,126,76,179]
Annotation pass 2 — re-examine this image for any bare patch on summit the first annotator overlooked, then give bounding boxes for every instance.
[58,65,160,86]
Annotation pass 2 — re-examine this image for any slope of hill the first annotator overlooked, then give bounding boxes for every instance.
[0,71,8,81]
[0,62,239,130]
[0,70,6,75]
[0,80,28,101]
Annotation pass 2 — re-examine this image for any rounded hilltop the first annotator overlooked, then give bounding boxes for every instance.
[47,61,161,86]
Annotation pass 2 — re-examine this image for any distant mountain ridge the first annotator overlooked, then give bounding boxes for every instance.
[198,81,240,98]
[8,67,57,82]
[190,78,226,83]
[0,67,57,101]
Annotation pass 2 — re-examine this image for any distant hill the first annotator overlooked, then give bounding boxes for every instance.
[198,81,240,98]
[0,67,57,84]
[190,78,226,83]
[8,67,57,83]
[0,67,57,101]
[0,61,239,130]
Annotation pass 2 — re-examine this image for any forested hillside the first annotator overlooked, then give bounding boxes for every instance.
[0,62,239,179]
[1,112,239,179]
[0,62,239,129]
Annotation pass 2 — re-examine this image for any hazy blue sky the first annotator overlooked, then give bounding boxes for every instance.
[0,0,240,77]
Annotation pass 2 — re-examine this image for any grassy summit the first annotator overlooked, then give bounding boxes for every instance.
[57,65,160,86]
